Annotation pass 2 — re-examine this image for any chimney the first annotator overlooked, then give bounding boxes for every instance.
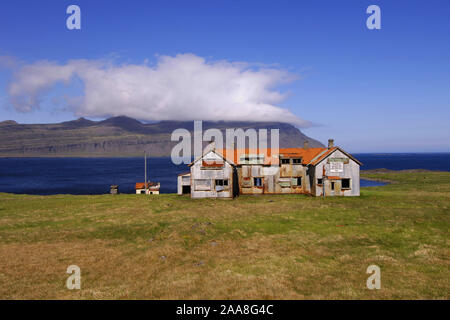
[328,139,334,148]
[303,140,309,149]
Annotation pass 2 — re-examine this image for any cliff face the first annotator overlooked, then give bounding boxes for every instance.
[0,116,324,157]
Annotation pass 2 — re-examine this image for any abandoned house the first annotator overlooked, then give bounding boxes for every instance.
[177,139,361,198]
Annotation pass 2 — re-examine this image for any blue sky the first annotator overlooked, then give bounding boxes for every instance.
[0,0,449,152]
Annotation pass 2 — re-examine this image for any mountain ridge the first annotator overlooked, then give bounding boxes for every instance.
[0,116,324,157]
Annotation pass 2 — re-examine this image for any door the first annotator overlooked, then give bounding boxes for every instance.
[264,175,274,194]
[182,185,191,194]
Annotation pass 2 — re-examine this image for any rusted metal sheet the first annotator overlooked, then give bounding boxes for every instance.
[263,175,275,193]
[280,164,292,177]
[292,165,303,177]
[251,165,262,177]
[201,160,224,168]
[242,165,251,178]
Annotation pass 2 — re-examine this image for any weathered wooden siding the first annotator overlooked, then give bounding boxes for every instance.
[312,149,360,197]
[182,148,359,198]
[190,151,234,198]
[237,163,310,195]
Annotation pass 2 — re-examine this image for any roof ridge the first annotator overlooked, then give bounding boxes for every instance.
[307,148,332,165]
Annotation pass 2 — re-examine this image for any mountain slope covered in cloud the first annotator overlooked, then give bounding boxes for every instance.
[6,54,311,127]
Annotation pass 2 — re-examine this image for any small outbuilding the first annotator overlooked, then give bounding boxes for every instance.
[135,182,160,195]
[110,185,119,194]
[177,172,191,195]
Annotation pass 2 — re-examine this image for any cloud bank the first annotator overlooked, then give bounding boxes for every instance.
[6,54,310,126]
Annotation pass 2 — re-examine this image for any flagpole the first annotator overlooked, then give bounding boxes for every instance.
[145,151,147,192]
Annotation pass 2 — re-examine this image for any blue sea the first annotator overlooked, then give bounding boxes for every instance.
[0,153,448,195]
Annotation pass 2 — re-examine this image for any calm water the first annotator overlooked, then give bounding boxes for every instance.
[0,153,448,195]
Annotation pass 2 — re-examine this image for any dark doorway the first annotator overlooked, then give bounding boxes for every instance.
[182,185,191,194]
[232,168,240,198]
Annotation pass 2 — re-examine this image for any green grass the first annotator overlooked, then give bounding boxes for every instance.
[0,170,448,299]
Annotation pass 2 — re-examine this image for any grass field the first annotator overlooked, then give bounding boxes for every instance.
[0,170,448,299]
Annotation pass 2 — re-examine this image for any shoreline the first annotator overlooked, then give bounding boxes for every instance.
[0,178,391,197]
[1,169,447,197]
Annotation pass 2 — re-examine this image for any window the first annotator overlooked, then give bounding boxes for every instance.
[215,179,228,186]
[215,179,228,191]
[342,178,351,189]
[254,177,263,187]
[182,175,190,183]
[331,182,335,190]
[195,179,211,191]
[292,158,302,164]
[317,178,323,185]
[281,159,290,164]
[240,154,264,164]
[279,180,291,188]
[292,177,302,186]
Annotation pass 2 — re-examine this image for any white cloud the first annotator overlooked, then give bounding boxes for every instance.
[6,54,311,126]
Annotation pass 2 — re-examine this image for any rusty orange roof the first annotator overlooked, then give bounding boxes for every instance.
[308,147,337,165]
[280,147,330,164]
[135,182,160,189]
[190,146,361,167]
[218,148,275,165]
[309,147,362,166]
[217,147,329,165]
